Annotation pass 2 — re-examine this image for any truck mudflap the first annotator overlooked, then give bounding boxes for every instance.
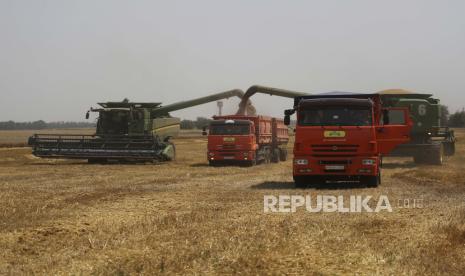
[28,134,172,161]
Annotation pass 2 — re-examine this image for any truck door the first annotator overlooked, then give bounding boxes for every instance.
[376,108,412,155]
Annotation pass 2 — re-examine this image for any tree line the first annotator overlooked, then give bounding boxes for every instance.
[440,106,465,127]
[0,121,95,130]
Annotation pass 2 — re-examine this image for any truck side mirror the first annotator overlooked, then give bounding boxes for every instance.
[284,115,291,126]
[284,109,295,116]
[85,111,90,120]
[284,109,294,126]
[202,126,208,136]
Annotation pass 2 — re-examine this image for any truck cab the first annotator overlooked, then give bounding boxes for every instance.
[206,115,289,166]
[285,94,412,187]
[207,119,257,166]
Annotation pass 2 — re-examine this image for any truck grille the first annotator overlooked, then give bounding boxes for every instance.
[312,144,359,153]
[319,160,352,165]
[222,144,236,150]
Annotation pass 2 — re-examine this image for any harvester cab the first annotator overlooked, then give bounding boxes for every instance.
[89,102,179,141]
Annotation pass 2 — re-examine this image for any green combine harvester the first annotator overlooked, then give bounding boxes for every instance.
[378,89,455,165]
[28,90,244,163]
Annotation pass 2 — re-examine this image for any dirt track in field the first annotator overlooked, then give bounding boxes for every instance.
[0,131,464,275]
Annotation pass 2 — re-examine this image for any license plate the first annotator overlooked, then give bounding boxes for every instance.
[324,130,346,138]
[325,165,345,170]
[223,137,235,142]
[223,156,235,160]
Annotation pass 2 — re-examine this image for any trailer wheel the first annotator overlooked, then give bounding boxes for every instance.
[271,149,280,163]
[279,149,288,162]
[264,149,271,164]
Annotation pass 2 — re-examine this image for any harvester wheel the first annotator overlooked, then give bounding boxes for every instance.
[413,153,426,164]
[88,158,107,164]
[167,142,176,161]
[443,141,455,156]
[430,144,444,165]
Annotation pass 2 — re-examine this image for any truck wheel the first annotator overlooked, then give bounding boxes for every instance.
[279,149,288,161]
[209,160,219,167]
[271,149,280,163]
[366,172,380,188]
[245,159,256,167]
[294,176,307,188]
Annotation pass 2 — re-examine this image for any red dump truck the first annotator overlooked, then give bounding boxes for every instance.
[284,93,413,187]
[205,115,289,166]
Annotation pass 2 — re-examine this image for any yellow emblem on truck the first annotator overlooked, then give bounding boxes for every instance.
[324,130,346,138]
[223,137,235,142]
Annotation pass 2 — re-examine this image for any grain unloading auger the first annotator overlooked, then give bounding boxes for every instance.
[236,85,309,115]
[28,90,244,163]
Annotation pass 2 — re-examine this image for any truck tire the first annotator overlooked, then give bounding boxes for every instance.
[209,160,219,167]
[245,159,256,167]
[271,149,280,163]
[294,176,307,188]
[279,149,288,162]
[365,172,380,188]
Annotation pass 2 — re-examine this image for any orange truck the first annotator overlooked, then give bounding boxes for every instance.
[205,115,289,166]
[284,93,412,187]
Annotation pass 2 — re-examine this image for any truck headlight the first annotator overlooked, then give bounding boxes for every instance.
[362,159,375,166]
[295,159,308,165]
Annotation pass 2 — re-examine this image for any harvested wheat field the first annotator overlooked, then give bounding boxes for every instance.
[0,130,464,275]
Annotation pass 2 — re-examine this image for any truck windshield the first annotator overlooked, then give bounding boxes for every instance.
[298,107,372,126]
[210,124,250,135]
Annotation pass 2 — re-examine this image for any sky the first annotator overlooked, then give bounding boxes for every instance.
[0,0,464,122]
